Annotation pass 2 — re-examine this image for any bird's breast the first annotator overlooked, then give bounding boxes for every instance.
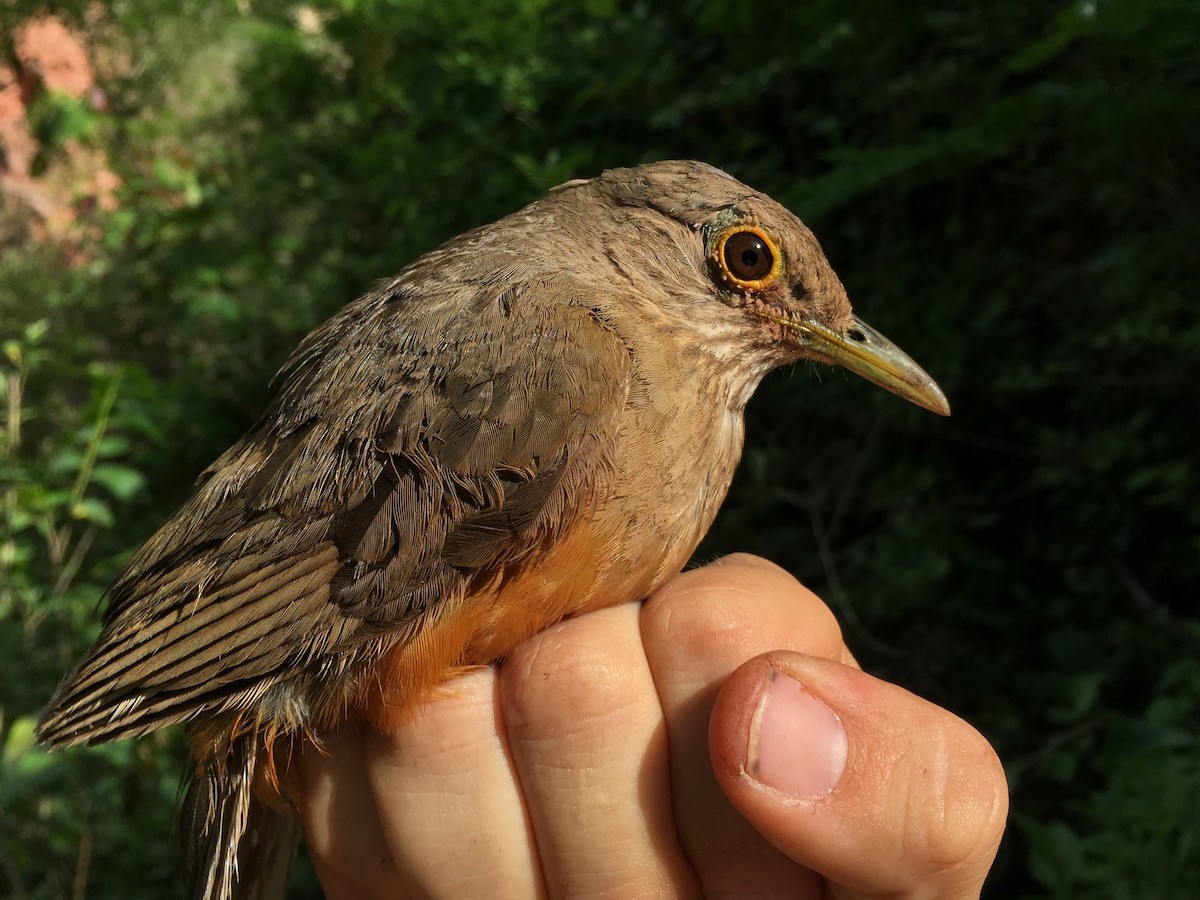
[470,360,751,654]
[358,364,749,733]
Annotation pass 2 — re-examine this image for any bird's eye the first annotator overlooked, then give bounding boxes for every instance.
[716,227,779,289]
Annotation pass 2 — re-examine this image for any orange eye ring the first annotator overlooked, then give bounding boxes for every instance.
[713,227,782,291]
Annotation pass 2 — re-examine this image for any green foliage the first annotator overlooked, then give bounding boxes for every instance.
[2,0,1197,896]
[25,91,103,175]
[0,318,184,896]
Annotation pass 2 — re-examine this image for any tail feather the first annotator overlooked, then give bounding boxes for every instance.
[181,730,299,900]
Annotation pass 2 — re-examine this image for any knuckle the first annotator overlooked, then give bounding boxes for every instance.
[642,564,843,662]
[503,609,648,729]
[644,571,763,656]
[901,720,1008,879]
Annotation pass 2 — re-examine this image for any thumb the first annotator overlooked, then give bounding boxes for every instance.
[709,651,1008,900]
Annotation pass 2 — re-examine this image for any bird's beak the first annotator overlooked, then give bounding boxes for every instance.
[786,314,951,416]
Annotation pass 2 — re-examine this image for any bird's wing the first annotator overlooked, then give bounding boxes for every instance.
[37,275,631,747]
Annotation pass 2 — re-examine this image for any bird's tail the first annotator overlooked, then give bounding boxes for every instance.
[181,728,301,900]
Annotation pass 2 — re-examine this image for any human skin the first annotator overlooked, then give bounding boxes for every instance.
[288,553,1008,899]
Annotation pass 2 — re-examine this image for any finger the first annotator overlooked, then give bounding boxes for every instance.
[710,652,1008,900]
[364,666,543,899]
[641,553,846,897]
[288,720,405,900]
[500,601,700,899]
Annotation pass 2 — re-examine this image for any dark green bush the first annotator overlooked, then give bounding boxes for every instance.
[2,0,1196,895]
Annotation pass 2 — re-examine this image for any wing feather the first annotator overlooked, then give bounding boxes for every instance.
[38,264,631,748]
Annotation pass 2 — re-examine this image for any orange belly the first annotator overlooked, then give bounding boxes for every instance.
[356,508,694,733]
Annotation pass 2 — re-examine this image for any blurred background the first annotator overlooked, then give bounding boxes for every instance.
[1,0,1196,896]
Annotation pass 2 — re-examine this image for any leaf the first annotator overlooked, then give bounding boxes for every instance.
[90,464,147,502]
[71,497,114,527]
[2,715,39,765]
[95,435,132,458]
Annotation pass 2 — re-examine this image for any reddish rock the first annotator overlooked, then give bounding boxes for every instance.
[1,14,119,243]
[14,16,96,99]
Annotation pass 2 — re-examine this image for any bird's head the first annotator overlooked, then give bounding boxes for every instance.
[579,160,950,416]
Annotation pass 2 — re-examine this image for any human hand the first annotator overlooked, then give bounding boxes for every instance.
[288,553,1007,899]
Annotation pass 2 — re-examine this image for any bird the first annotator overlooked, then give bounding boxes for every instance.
[37,160,949,900]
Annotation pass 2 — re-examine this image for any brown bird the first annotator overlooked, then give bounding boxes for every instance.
[38,160,948,899]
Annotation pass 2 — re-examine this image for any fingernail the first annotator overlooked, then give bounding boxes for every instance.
[746,668,847,798]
